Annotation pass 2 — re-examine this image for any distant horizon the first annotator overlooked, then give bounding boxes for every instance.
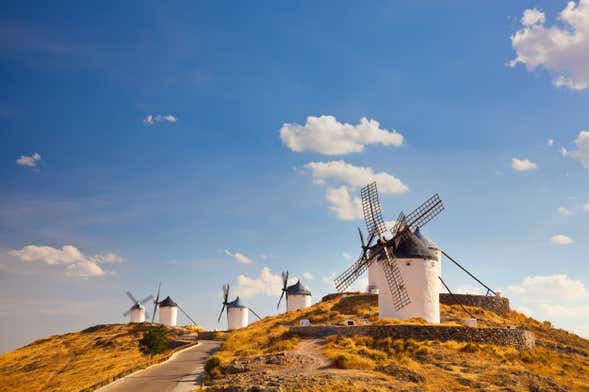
[2,0,589,353]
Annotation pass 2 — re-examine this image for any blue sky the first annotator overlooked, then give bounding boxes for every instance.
[2,1,589,352]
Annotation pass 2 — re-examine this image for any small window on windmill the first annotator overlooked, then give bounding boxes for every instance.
[406,261,411,266]
[299,319,310,327]
[345,320,355,326]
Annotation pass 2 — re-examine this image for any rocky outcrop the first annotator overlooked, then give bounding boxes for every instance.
[290,325,535,350]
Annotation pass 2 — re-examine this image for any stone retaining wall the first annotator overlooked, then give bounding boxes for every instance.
[439,293,510,315]
[290,325,535,350]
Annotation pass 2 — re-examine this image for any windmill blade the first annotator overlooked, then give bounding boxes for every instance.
[403,193,444,234]
[361,182,391,241]
[177,304,198,325]
[217,303,226,323]
[249,307,262,320]
[276,290,286,309]
[380,248,411,311]
[334,250,379,292]
[123,308,132,317]
[357,227,366,248]
[151,282,161,323]
[126,291,138,304]
[282,271,289,289]
[222,284,230,303]
[140,295,154,305]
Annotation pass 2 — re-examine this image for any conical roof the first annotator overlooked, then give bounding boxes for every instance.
[159,296,177,307]
[286,280,311,296]
[131,303,144,310]
[227,296,247,309]
[394,229,437,260]
[414,227,439,250]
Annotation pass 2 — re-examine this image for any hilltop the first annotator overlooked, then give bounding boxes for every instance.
[205,293,589,391]
[0,323,199,392]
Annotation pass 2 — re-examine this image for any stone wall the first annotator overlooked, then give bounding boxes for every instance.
[290,325,535,350]
[439,293,510,315]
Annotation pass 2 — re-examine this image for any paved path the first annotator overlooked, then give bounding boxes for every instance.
[98,340,220,392]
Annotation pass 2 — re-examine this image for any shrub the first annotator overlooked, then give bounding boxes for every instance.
[204,355,220,374]
[138,326,168,356]
[461,343,479,353]
[333,353,374,370]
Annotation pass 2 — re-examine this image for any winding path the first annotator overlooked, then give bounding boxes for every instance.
[98,340,220,392]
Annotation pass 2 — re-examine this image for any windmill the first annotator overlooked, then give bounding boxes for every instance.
[334,182,445,322]
[150,282,197,326]
[217,284,262,330]
[123,291,153,323]
[277,271,312,312]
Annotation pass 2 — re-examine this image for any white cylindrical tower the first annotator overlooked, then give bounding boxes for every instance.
[158,296,178,326]
[227,297,248,330]
[367,261,379,294]
[129,304,146,323]
[373,229,441,324]
[285,280,312,311]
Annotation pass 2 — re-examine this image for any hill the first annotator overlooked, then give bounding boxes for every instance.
[205,293,589,391]
[0,323,199,392]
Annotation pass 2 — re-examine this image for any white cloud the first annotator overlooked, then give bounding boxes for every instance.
[235,267,295,297]
[280,115,404,155]
[305,161,408,221]
[342,252,353,261]
[521,8,546,26]
[567,130,589,169]
[306,160,409,194]
[547,138,555,146]
[322,272,336,288]
[8,245,124,278]
[557,206,572,216]
[561,147,569,157]
[509,1,589,90]
[583,203,589,212]
[324,186,363,220]
[507,275,589,338]
[16,153,41,168]
[143,114,177,125]
[303,272,313,280]
[224,249,253,265]
[511,158,537,171]
[550,234,574,245]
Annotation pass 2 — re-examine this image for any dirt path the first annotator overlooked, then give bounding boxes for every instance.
[291,338,331,372]
[97,340,220,392]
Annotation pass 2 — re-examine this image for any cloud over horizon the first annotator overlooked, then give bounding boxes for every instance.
[16,153,41,168]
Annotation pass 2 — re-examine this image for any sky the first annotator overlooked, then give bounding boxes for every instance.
[1,1,589,353]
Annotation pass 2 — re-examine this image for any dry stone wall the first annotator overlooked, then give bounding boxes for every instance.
[290,325,535,350]
[439,293,510,315]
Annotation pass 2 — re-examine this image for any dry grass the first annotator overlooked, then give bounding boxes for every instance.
[0,323,196,392]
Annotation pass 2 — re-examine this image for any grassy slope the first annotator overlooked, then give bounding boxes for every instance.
[211,293,589,391]
[0,323,198,392]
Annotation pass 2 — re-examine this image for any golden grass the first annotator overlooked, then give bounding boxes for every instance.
[0,323,195,392]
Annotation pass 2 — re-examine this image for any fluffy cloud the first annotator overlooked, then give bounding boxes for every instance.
[550,234,575,245]
[342,252,353,261]
[8,245,124,278]
[16,153,41,168]
[235,267,294,297]
[566,130,589,169]
[557,206,572,216]
[280,115,404,155]
[224,249,253,265]
[303,272,314,280]
[143,114,177,125]
[584,203,589,212]
[511,158,537,171]
[547,138,555,146]
[305,161,408,221]
[509,1,589,90]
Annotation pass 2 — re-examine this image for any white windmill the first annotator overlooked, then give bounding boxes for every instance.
[277,271,312,312]
[217,284,261,330]
[123,291,153,323]
[150,283,198,327]
[335,182,445,323]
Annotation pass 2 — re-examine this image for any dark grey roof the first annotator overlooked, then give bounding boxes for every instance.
[414,227,439,250]
[227,296,247,309]
[131,303,144,310]
[286,280,311,296]
[393,229,437,260]
[159,296,177,307]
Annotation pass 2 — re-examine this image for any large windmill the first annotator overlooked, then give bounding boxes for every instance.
[150,282,197,326]
[217,284,261,330]
[123,291,153,323]
[334,182,445,322]
[277,271,312,312]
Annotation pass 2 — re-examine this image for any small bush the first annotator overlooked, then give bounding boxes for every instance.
[333,353,374,370]
[138,326,168,356]
[204,355,221,375]
[460,343,479,353]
